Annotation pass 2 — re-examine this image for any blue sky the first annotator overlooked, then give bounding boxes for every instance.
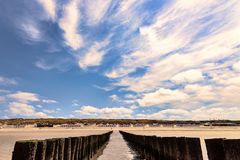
[0,0,240,120]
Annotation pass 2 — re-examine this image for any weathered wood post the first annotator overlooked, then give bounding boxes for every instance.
[11,131,112,160]
[176,137,188,160]
[64,138,71,160]
[12,140,38,160]
[168,137,178,160]
[45,139,56,160]
[53,139,59,160]
[205,138,225,160]
[223,139,240,160]
[35,140,47,160]
[57,138,65,160]
[157,137,163,159]
[186,137,203,160]
[70,137,78,160]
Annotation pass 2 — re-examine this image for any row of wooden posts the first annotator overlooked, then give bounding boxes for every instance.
[120,131,240,160]
[120,131,203,160]
[205,138,240,160]
[12,131,112,160]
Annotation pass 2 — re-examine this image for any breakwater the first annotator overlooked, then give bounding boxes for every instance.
[12,131,112,160]
[205,138,240,160]
[120,131,203,160]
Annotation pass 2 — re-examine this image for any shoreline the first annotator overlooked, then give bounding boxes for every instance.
[1,126,240,132]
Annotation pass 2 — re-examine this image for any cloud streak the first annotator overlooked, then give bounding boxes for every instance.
[0,76,17,86]
[84,0,112,25]
[59,0,83,50]
[37,0,56,20]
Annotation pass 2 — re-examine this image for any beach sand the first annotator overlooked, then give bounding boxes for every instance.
[0,128,109,160]
[1,126,240,160]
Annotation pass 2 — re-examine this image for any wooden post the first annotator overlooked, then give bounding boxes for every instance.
[176,137,188,160]
[205,138,225,160]
[57,138,65,160]
[70,137,78,160]
[64,138,71,160]
[186,137,203,160]
[12,131,112,160]
[12,140,38,160]
[223,139,240,160]
[45,139,56,160]
[35,140,47,160]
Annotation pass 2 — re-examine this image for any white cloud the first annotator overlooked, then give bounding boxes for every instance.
[0,96,5,104]
[218,85,240,105]
[35,58,72,71]
[233,61,240,72]
[42,99,57,103]
[75,105,133,118]
[78,48,103,69]
[109,94,119,101]
[21,22,42,41]
[8,102,49,118]
[84,0,112,25]
[0,89,10,93]
[59,0,83,50]
[171,69,204,83]
[137,106,240,120]
[8,91,40,103]
[35,60,53,71]
[43,109,58,113]
[129,105,138,110]
[93,85,115,91]
[137,88,189,107]
[0,76,17,86]
[37,0,56,20]
[184,84,216,101]
[151,109,191,120]
[191,107,240,120]
[78,40,109,69]
[107,0,240,93]
[115,0,145,23]
[76,105,99,115]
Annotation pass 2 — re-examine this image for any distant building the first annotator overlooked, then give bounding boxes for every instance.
[118,124,131,127]
[98,124,117,127]
[61,124,82,128]
[212,123,238,126]
[133,123,145,127]
[36,123,53,128]
[149,123,162,127]
[2,125,25,128]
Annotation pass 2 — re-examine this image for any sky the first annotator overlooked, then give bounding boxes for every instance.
[0,0,240,120]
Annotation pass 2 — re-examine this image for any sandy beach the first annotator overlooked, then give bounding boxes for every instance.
[1,127,240,160]
[0,128,110,160]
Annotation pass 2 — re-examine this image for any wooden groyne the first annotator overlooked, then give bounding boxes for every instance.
[119,131,203,160]
[12,131,112,160]
[205,138,240,160]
